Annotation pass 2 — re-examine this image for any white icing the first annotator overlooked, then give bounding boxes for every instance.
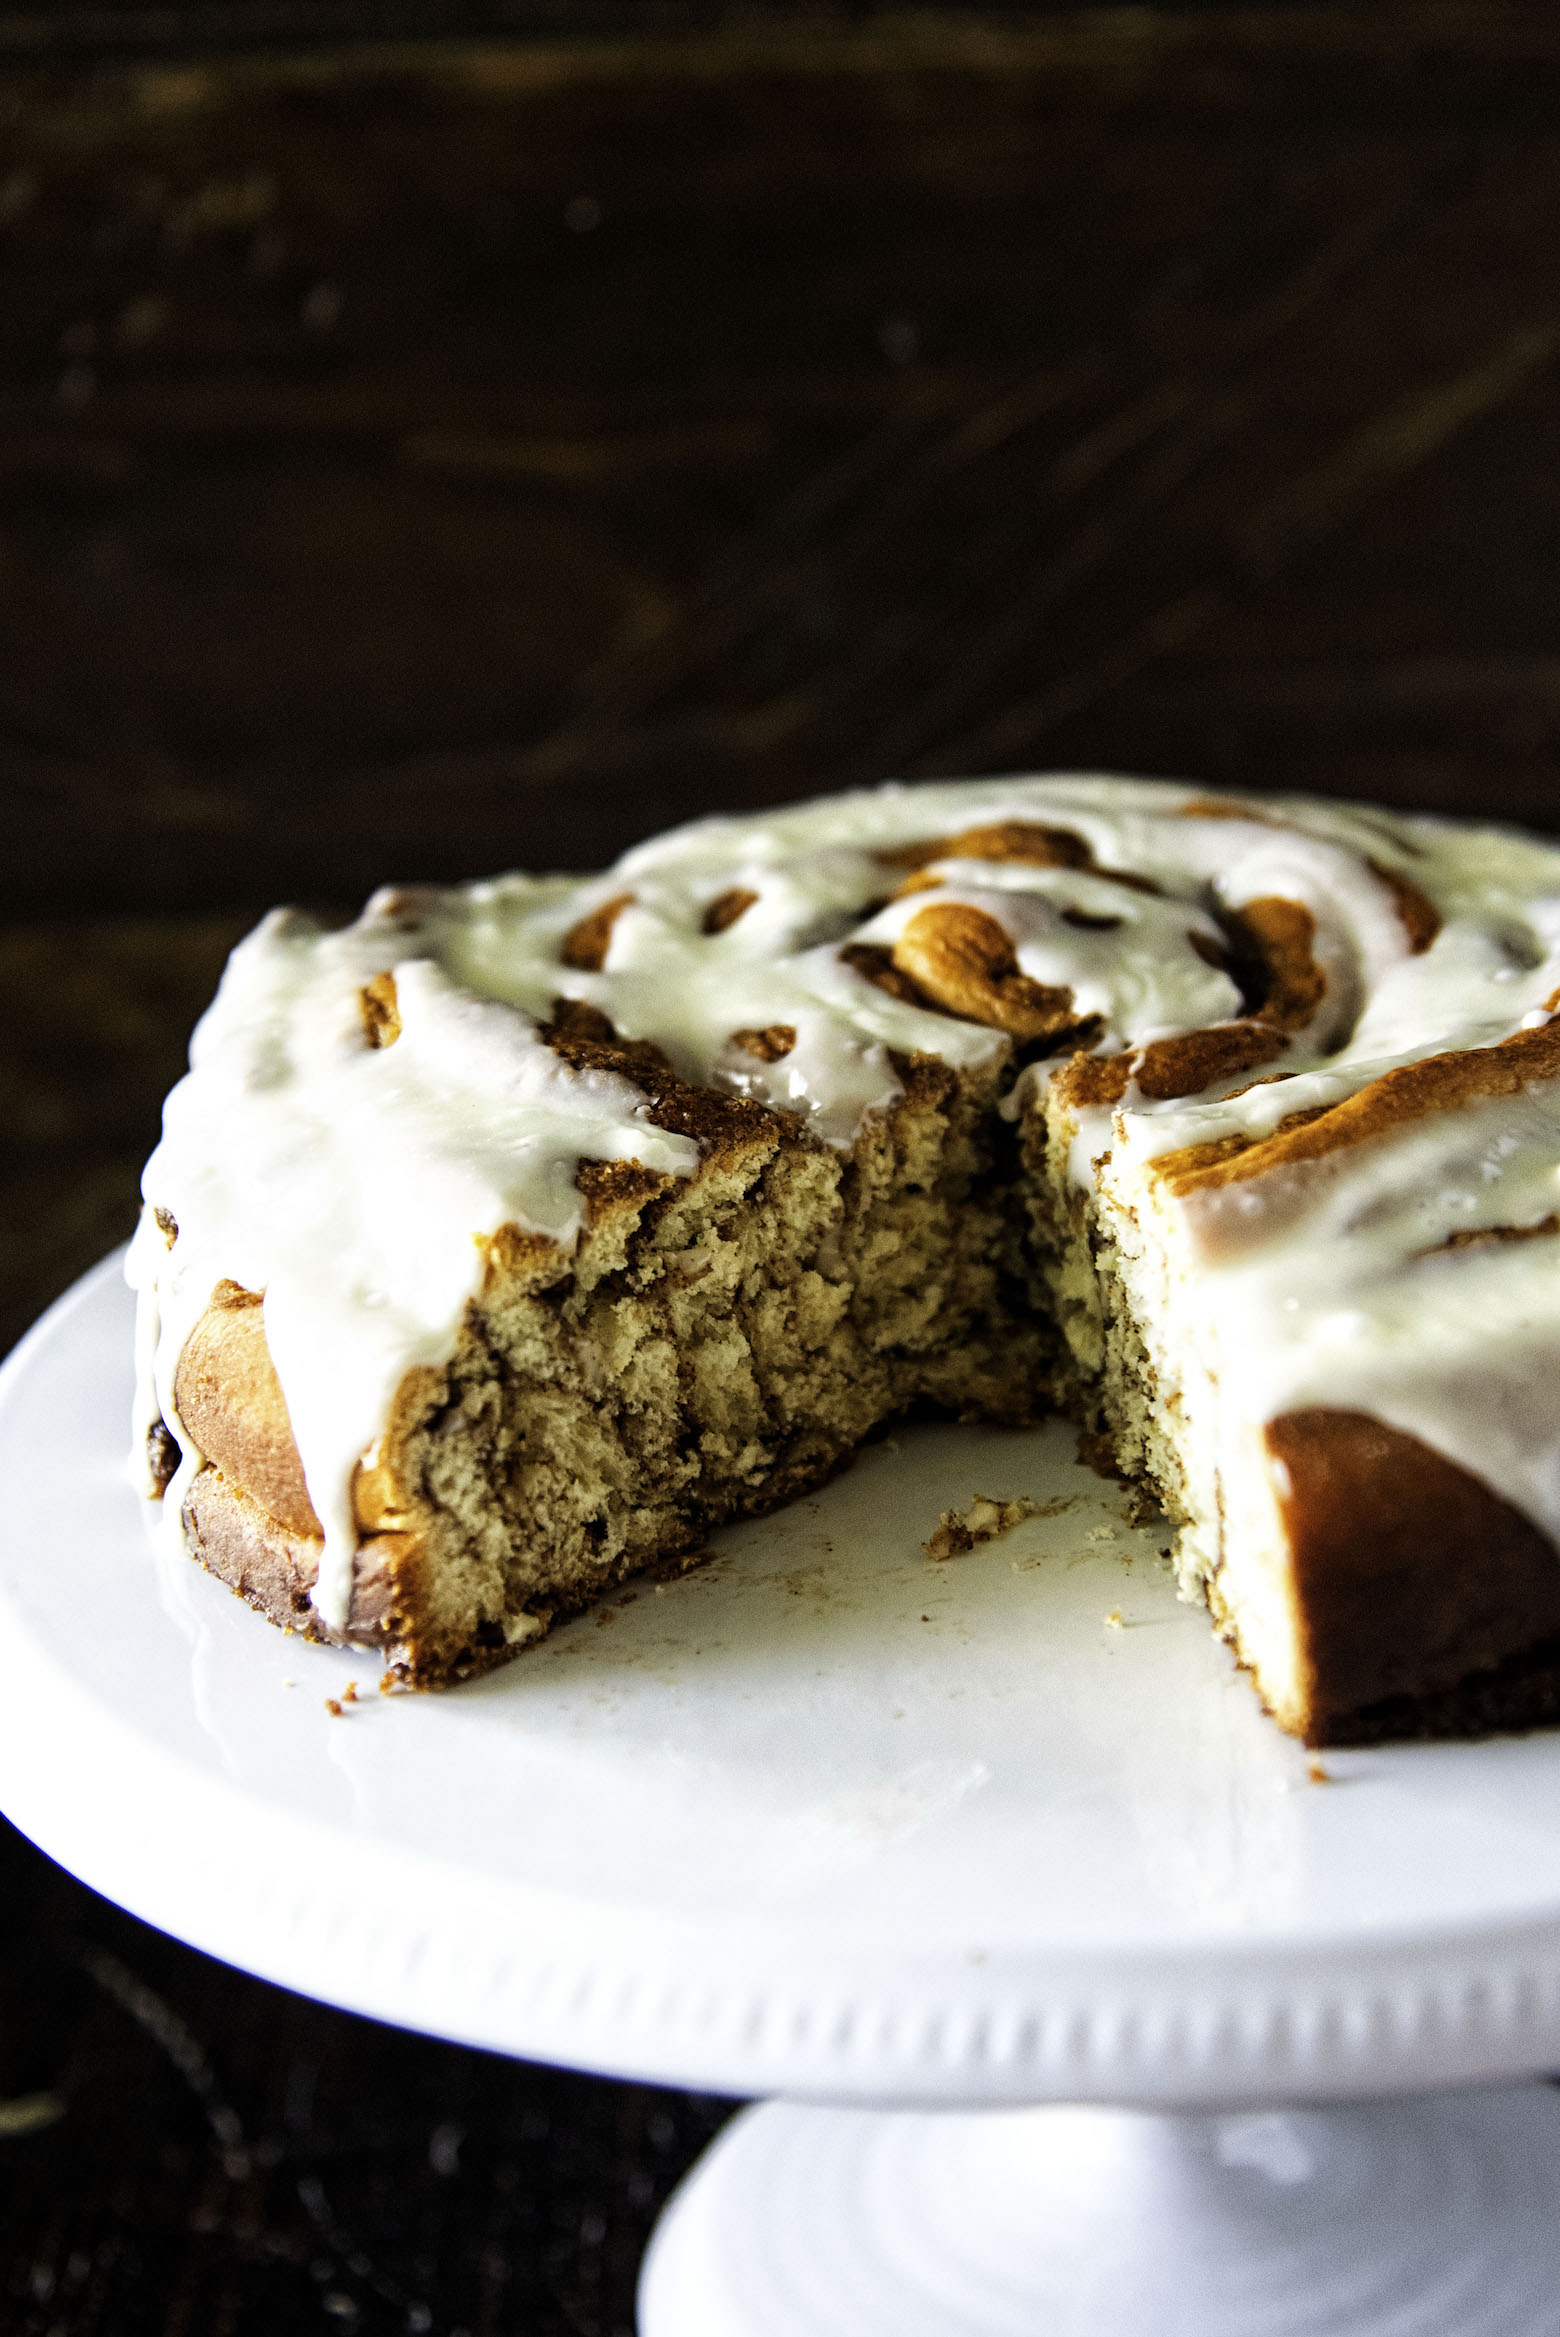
[129,914,699,1626]
[1170,1080,1560,1549]
[127,772,1560,1624]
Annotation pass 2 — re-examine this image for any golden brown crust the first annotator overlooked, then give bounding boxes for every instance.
[701,886,758,935]
[559,891,635,973]
[838,941,931,1007]
[1050,1021,1288,1113]
[876,818,1162,897]
[1367,858,1441,954]
[182,1466,409,1651]
[574,1157,677,1224]
[1178,794,1261,821]
[1225,896,1326,1030]
[877,819,1097,873]
[537,995,675,1081]
[839,915,1102,1056]
[479,1219,570,1291]
[1425,1212,1560,1255]
[183,1455,526,1692]
[885,867,949,901]
[1137,1024,1291,1101]
[1049,1051,1135,1111]
[536,994,782,1164]
[359,968,402,1047]
[1264,1408,1560,1742]
[730,1023,797,1061]
[627,1075,782,1160]
[175,1285,423,1538]
[175,1284,322,1539]
[890,902,1087,1046]
[1156,1018,1560,1198]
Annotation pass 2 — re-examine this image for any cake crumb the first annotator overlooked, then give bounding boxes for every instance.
[925,1493,1039,1561]
[1103,1608,1124,1630]
[324,1697,344,1718]
[342,1680,359,1703]
[648,1544,714,1583]
[1307,1758,1332,1784]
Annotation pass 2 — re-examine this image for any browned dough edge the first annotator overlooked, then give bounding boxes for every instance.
[1265,1408,1560,1745]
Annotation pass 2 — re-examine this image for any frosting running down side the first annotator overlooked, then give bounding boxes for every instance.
[128,773,1560,1632]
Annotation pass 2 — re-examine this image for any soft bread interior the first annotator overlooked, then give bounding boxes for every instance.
[1024,1071,1334,1740]
[172,1052,1056,1687]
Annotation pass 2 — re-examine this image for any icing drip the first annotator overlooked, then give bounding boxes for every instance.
[129,913,699,1627]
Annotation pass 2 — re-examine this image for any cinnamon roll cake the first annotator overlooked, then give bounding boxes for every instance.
[129,776,1560,1745]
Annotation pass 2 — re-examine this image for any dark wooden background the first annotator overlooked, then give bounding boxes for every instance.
[4,4,1559,2330]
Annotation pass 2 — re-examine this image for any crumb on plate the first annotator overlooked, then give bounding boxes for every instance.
[924,1493,1039,1561]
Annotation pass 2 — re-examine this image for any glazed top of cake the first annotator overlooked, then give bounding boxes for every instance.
[129,774,1560,1626]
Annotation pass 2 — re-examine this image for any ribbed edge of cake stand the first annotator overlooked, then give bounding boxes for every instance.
[5,1637,1559,2110]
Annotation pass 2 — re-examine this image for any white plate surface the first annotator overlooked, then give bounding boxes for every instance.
[3,1255,1560,2108]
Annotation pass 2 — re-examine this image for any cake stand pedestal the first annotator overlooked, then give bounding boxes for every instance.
[5,1259,1560,2337]
[640,2088,1560,2335]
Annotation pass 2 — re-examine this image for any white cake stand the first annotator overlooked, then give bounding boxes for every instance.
[5,1258,1560,2335]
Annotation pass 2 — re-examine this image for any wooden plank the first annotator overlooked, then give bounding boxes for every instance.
[1,8,1557,920]
[0,915,246,1349]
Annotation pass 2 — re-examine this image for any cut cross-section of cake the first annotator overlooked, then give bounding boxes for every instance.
[128,776,1560,1743]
